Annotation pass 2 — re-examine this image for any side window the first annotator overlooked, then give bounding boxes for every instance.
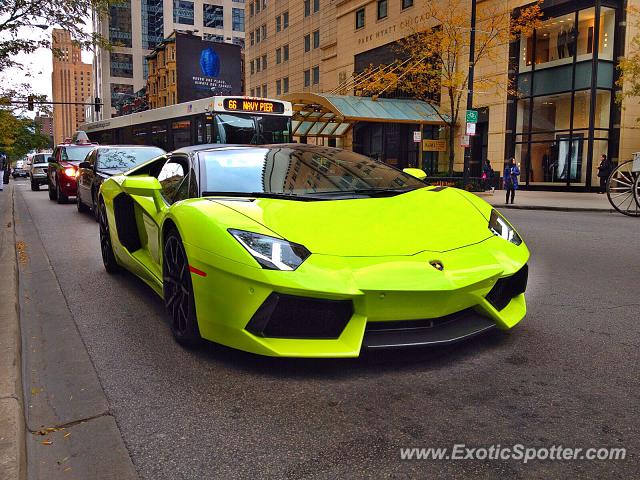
[157,158,187,204]
[88,150,97,167]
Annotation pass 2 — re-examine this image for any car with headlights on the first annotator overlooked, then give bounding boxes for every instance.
[77,145,165,218]
[97,144,530,357]
[48,135,97,203]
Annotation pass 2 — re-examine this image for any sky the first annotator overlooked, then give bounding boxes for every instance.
[0,25,93,117]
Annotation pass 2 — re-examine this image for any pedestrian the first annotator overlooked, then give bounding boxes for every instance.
[0,153,7,191]
[481,159,495,194]
[596,153,613,194]
[503,157,520,204]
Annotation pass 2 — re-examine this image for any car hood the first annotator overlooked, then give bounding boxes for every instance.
[96,168,123,177]
[211,187,493,256]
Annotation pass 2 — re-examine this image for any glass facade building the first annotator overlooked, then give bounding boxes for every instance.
[142,0,164,50]
[507,1,619,189]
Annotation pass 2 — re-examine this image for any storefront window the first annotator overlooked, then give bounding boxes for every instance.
[531,93,573,135]
[576,8,595,60]
[594,90,611,129]
[572,90,590,130]
[599,7,615,60]
[534,14,576,69]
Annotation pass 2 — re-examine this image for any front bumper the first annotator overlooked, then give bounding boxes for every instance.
[185,235,529,357]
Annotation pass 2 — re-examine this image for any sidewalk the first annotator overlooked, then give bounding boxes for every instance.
[475,189,614,212]
[0,182,25,480]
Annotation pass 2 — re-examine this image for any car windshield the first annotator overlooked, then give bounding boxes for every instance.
[97,147,165,170]
[199,146,425,198]
[61,146,95,162]
[33,154,49,163]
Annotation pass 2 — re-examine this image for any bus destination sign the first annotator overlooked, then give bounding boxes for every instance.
[223,98,285,114]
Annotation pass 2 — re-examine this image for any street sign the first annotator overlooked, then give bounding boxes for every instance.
[460,135,471,147]
[413,131,422,143]
[422,139,447,152]
[466,109,478,123]
[466,122,476,136]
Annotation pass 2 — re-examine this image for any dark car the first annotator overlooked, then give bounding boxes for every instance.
[12,166,29,178]
[48,140,98,203]
[76,145,165,218]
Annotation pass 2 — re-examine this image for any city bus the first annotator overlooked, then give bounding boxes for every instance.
[80,96,293,151]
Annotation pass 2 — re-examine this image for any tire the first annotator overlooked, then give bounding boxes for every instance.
[31,180,39,191]
[77,190,89,213]
[98,198,120,274]
[56,180,68,204]
[163,229,202,346]
[48,178,57,201]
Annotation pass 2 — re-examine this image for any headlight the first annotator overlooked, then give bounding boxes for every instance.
[488,210,522,245]
[229,229,311,271]
[64,167,76,177]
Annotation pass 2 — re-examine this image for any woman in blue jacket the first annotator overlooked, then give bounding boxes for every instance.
[503,158,520,204]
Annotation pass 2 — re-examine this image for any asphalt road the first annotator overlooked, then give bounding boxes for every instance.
[13,178,640,479]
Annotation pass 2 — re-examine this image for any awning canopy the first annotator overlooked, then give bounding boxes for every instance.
[281,93,446,138]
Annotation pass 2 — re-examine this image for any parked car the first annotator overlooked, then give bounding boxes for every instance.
[12,165,29,178]
[48,135,97,203]
[77,145,165,217]
[98,144,530,356]
[29,152,53,190]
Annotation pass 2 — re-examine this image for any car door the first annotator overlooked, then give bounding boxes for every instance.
[78,150,96,204]
[129,154,192,282]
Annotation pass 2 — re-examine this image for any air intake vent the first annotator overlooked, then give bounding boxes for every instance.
[486,264,528,311]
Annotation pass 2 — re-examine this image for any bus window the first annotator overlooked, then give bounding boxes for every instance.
[152,124,168,151]
[258,116,292,144]
[215,113,257,144]
[172,120,192,149]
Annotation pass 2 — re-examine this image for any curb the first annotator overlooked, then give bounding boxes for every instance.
[494,205,615,213]
[0,183,26,480]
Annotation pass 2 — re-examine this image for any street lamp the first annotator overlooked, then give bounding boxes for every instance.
[463,0,477,187]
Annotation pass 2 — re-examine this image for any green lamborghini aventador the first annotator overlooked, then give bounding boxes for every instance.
[98,144,529,357]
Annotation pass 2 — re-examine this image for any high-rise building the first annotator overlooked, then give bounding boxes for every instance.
[34,115,54,147]
[93,0,246,120]
[51,29,93,145]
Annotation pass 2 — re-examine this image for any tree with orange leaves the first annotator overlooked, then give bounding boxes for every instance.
[354,0,542,174]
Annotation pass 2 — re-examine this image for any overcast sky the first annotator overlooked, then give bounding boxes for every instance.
[1,25,93,116]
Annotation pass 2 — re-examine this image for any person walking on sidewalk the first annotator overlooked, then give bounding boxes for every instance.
[0,153,7,191]
[503,158,520,204]
[481,159,495,194]
[596,154,613,194]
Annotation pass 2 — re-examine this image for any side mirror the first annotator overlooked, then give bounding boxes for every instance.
[121,175,164,212]
[78,161,91,169]
[403,168,427,181]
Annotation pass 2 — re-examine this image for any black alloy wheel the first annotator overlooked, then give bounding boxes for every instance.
[77,190,89,213]
[163,229,201,346]
[98,199,120,273]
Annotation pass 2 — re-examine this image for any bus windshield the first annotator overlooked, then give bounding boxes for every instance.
[215,113,292,145]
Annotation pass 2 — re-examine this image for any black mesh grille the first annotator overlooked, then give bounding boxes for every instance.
[246,293,353,339]
[486,264,528,311]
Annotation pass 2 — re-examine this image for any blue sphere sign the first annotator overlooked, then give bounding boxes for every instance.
[199,48,220,77]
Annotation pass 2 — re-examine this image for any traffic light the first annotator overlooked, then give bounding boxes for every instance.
[95,97,101,113]
[27,95,34,111]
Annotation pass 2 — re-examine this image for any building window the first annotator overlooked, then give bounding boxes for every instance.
[276,15,281,32]
[283,44,289,61]
[304,69,310,87]
[313,0,319,13]
[304,0,310,17]
[283,76,289,93]
[402,0,413,9]
[261,24,267,39]
[262,84,267,97]
[313,29,320,48]
[250,31,254,45]
[276,79,281,95]
[304,34,310,52]
[256,27,260,43]
[262,0,266,9]
[377,0,387,20]
[276,47,281,64]
[312,65,319,84]
[109,1,132,48]
[256,58,261,72]
[203,33,223,42]
[261,54,267,70]
[203,4,224,28]
[249,2,254,15]
[250,88,255,96]
[110,52,134,78]
[250,59,254,74]
[255,0,260,13]
[283,11,289,28]
[232,8,244,31]
[173,0,194,25]
[256,85,261,96]
[355,8,365,29]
